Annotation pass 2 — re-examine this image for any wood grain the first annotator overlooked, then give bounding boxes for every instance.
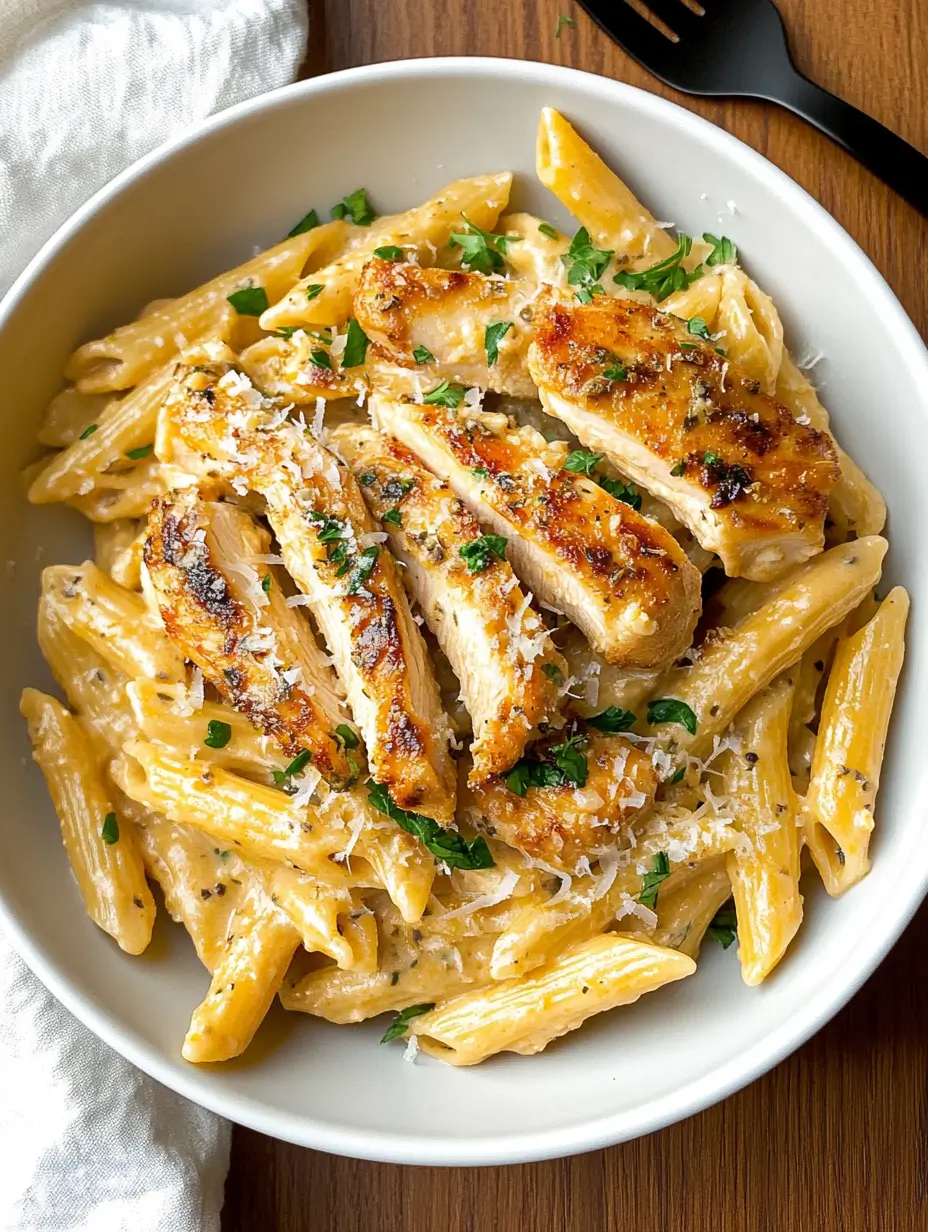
[224,1,928,1227]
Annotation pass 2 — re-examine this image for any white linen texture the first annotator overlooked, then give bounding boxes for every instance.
[0,1,308,1228]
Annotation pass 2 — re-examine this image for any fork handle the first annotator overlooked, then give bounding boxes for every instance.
[779,74,928,215]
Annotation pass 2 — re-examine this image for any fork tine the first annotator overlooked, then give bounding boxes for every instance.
[628,0,705,39]
[580,0,680,66]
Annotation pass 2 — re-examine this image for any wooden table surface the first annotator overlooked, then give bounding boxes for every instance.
[223,2,928,1228]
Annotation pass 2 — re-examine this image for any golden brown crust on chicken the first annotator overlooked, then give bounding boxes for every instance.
[157,359,457,823]
[528,290,839,581]
[328,423,567,781]
[460,732,658,873]
[355,257,537,397]
[371,393,702,670]
[145,490,353,785]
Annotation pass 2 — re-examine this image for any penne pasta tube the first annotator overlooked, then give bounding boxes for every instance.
[67,457,169,522]
[640,536,888,761]
[21,689,154,954]
[644,855,733,959]
[93,519,146,589]
[38,385,116,448]
[805,586,908,894]
[720,676,803,984]
[713,268,783,394]
[247,859,365,971]
[260,173,514,330]
[411,933,695,1065]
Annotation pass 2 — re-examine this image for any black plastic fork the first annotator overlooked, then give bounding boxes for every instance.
[577,0,928,215]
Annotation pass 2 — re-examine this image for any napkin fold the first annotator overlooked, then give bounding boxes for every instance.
[0,1,309,1227]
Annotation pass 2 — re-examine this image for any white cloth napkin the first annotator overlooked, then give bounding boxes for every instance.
[0,2,308,1228]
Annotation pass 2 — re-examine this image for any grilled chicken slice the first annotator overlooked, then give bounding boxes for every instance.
[157,359,457,822]
[145,491,355,786]
[355,257,537,397]
[369,393,702,669]
[328,423,567,781]
[459,731,658,873]
[528,290,839,581]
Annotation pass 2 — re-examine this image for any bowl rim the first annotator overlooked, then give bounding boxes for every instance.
[3,55,927,1166]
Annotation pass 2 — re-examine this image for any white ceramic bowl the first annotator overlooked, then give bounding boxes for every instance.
[2,58,926,1166]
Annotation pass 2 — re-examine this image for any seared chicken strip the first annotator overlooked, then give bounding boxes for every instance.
[528,290,839,581]
[157,359,456,822]
[459,731,658,874]
[328,423,567,781]
[355,257,537,397]
[370,393,702,669]
[145,491,355,786]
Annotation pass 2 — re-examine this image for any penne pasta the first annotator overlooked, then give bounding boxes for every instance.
[643,856,733,959]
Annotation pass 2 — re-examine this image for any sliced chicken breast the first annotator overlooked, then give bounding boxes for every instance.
[355,257,538,397]
[328,423,567,781]
[157,359,457,823]
[369,392,702,670]
[528,289,839,581]
[145,491,354,786]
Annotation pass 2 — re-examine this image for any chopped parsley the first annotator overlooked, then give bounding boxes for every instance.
[373,245,405,261]
[484,321,512,366]
[599,476,642,510]
[564,449,602,475]
[538,221,560,240]
[366,780,494,870]
[459,534,508,574]
[587,706,637,733]
[342,318,370,368]
[287,208,320,237]
[347,546,379,594]
[668,766,686,785]
[204,720,232,749]
[273,749,312,786]
[563,227,613,301]
[334,723,359,750]
[307,510,351,575]
[382,507,403,526]
[310,348,333,371]
[423,380,467,409]
[703,232,738,266]
[79,424,98,440]
[505,735,588,795]
[305,284,324,301]
[125,444,153,460]
[472,466,488,479]
[542,662,564,685]
[358,471,376,487]
[670,459,687,477]
[261,573,272,594]
[647,698,698,735]
[613,233,702,301]
[382,477,414,501]
[276,326,299,339]
[226,285,269,316]
[449,217,521,274]
[702,450,721,466]
[380,1002,435,1044]
[700,454,753,509]
[707,900,737,948]
[331,188,377,226]
[638,851,671,909]
[101,811,119,845]
[412,344,435,364]
[554,14,575,36]
[687,316,712,340]
[603,361,628,382]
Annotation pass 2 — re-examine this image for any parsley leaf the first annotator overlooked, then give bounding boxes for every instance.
[599,475,642,510]
[276,326,300,340]
[703,232,738,266]
[668,766,686,784]
[554,13,575,36]
[366,780,494,870]
[342,318,370,368]
[125,444,153,460]
[423,380,467,409]
[226,286,269,316]
[347,546,379,594]
[449,217,521,275]
[647,698,698,735]
[550,734,588,787]
[613,233,702,302]
[707,900,738,949]
[459,534,507,574]
[382,507,402,526]
[687,316,712,340]
[603,361,628,381]
[484,321,512,366]
[101,812,119,845]
[638,851,671,909]
[563,227,613,301]
[79,424,98,440]
[373,245,405,261]
[542,662,564,685]
[587,706,637,733]
[305,284,324,301]
[670,459,687,477]
[334,723,359,750]
[538,221,560,240]
[702,450,721,466]
[412,344,435,365]
[564,449,602,476]
[204,720,232,749]
[273,749,312,786]
[380,1002,435,1044]
[288,208,320,237]
[505,735,588,795]
[331,188,377,226]
[261,573,272,594]
[472,466,488,479]
[310,349,332,372]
